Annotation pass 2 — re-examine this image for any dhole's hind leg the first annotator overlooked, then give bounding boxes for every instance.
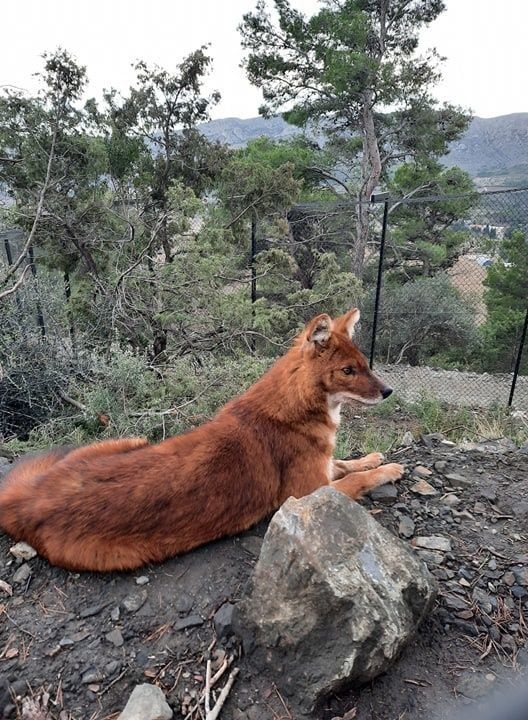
[331,452,384,481]
[331,463,404,500]
[61,437,149,464]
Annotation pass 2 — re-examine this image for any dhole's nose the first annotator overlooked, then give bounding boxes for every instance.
[381,386,393,400]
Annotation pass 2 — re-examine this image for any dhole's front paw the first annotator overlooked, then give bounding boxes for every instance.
[361,452,384,469]
[377,463,405,484]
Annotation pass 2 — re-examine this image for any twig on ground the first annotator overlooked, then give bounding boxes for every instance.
[206,667,239,720]
[205,660,212,716]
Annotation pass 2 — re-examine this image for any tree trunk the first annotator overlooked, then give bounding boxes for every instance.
[353,93,382,279]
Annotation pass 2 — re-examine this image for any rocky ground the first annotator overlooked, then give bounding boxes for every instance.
[0,434,527,720]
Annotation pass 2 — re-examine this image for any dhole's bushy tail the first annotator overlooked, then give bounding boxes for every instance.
[0,438,149,545]
[0,447,73,540]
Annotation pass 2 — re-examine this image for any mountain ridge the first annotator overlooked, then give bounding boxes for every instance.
[200,112,528,186]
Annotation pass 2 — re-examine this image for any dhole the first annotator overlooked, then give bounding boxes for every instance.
[0,309,403,572]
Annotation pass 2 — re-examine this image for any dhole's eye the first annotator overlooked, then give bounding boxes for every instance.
[342,366,355,375]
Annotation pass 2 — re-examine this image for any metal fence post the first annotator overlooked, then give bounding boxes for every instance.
[508,306,528,407]
[250,213,257,306]
[369,196,390,369]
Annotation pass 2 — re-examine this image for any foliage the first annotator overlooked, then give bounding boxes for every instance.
[239,0,471,276]
[386,161,477,277]
[480,231,528,372]
[364,274,478,366]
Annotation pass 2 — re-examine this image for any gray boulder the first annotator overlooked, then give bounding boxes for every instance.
[117,683,172,720]
[234,487,436,713]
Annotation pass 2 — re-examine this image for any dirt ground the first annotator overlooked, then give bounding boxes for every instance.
[0,434,527,720]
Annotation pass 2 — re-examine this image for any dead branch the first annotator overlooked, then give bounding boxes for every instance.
[206,667,239,720]
[0,264,30,301]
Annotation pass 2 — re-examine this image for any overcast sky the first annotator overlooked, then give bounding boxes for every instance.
[1,0,525,120]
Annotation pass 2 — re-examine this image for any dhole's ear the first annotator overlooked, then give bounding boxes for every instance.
[335,308,361,339]
[304,313,333,348]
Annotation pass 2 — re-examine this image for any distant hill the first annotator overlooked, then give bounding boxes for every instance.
[443,113,528,187]
[200,113,528,187]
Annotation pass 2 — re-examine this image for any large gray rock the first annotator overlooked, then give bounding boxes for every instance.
[118,683,172,720]
[235,487,436,713]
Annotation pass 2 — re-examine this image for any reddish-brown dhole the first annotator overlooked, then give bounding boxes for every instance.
[0,309,403,572]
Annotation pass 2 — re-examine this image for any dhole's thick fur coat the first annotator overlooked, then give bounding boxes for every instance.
[0,310,403,571]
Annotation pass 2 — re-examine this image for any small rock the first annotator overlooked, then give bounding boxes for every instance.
[421,432,446,447]
[80,603,108,619]
[458,438,516,454]
[432,568,454,581]
[123,590,148,614]
[417,550,445,566]
[9,542,37,561]
[456,609,474,620]
[512,567,528,586]
[487,558,497,571]
[443,594,469,611]
[12,563,31,585]
[434,461,448,473]
[369,484,398,503]
[413,465,432,478]
[0,580,13,596]
[502,572,515,587]
[400,431,414,446]
[106,629,124,647]
[500,634,517,653]
[473,501,487,514]
[479,486,497,502]
[410,479,438,496]
[111,607,120,622]
[441,493,460,507]
[174,593,194,614]
[117,683,172,720]
[173,614,203,631]
[398,516,415,539]
[511,585,528,600]
[9,680,27,698]
[81,669,104,685]
[445,473,472,488]
[412,536,452,552]
[213,603,235,638]
[472,588,496,613]
[456,670,495,699]
[106,660,120,675]
[134,649,150,667]
[135,576,149,586]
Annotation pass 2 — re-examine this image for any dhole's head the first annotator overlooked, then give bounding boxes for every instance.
[300,309,392,407]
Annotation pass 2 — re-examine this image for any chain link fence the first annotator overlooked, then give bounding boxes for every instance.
[286,188,528,409]
[367,187,528,408]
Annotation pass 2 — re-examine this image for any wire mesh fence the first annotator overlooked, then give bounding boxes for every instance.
[365,187,528,408]
[1,185,527,445]
[285,187,528,409]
